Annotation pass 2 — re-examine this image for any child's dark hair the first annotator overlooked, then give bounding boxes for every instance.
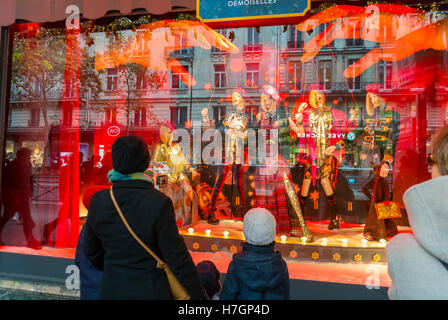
[196,260,221,299]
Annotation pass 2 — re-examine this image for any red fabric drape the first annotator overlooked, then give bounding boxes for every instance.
[50,26,80,248]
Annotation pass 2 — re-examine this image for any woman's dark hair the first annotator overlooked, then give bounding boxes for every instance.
[431,125,448,176]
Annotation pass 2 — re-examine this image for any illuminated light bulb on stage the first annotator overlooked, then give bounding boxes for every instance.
[342,239,348,247]
[205,229,211,237]
[188,228,194,235]
[321,238,328,246]
[361,239,367,247]
[280,235,287,243]
[301,236,307,244]
[223,231,229,239]
[380,239,387,246]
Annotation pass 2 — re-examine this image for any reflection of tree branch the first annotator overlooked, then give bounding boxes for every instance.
[99,30,167,128]
[12,26,104,130]
[12,28,66,129]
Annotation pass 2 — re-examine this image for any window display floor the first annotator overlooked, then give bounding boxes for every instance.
[179,219,413,264]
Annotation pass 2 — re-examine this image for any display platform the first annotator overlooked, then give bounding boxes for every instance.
[179,218,413,264]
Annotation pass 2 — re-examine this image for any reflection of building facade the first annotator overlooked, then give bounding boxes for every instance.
[7,20,448,214]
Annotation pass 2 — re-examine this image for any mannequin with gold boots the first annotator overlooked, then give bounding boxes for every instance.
[289,84,342,230]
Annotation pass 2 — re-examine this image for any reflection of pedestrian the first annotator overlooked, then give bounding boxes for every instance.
[80,155,96,187]
[93,152,113,186]
[0,148,41,249]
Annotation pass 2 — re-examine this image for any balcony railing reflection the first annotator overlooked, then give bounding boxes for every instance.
[286,82,383,93]
[28,119,41,127]
[243,44,263,52]
[211,46,228,54]
[287,41,304,49]
[172,48,193,57]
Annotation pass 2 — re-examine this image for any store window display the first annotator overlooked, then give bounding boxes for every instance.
[2,2,448,266]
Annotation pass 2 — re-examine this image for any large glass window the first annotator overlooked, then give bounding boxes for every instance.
[287,26,304,49]
[347,58,362,91]
[288,61,302,91]
[214,64,226,88]
[245,63,259,88]
[171,106,188,127]
[171,65,189,89]
[106,68,119,91]
[213,105,226,124]
[318,60,332,90]
[0,4,447,263]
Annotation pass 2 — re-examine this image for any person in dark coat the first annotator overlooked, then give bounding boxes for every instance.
[75,224,102,300]
[220,208,290,300]
[75,185,108,300]
[0,148,41,249]
[83,135,203,300]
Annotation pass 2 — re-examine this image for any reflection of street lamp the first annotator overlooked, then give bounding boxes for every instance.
[189,56,194,122]
[83,87,91,130]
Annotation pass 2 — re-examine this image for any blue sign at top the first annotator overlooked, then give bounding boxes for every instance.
[197,0,310,22]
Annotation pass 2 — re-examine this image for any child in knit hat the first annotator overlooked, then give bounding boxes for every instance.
[220,208,290,300]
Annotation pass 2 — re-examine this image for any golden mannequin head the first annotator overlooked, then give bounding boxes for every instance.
[160,125,172,144]
[232,91,245,112]
[261,85,279,113]
[309,89,325,108]
[366,92,385,116]
[261,94,277,113]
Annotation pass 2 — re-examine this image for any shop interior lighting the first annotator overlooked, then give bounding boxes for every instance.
[361,239,368,248]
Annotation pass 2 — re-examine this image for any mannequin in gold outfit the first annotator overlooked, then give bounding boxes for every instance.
[151,124,199,227]
[289,85,340,230]
[208,87,248,225]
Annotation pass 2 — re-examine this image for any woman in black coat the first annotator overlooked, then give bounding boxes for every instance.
[83,135,203,300]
